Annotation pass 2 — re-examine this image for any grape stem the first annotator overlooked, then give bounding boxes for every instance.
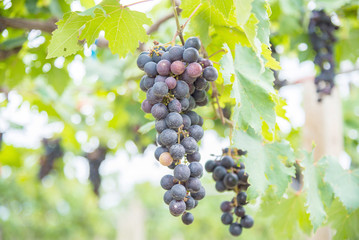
[182,3,202,31]
[208,48,228,59]
[124,0,153,8]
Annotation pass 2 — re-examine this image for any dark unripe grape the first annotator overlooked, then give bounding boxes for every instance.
[221,212,233,225]
[168,99,182,113]
[152,82,168,98]
[189,162,203,178]
[161,174,175,190]
[186,62,202,78]
[188,83,196,95]
[197,116,204,126]
[141,100,153,113]
[185,177,202,193]
[171,184,187,200]
[187,152,200,162]
[181,70,197,84]
[143,76,155,90]
[199,58,213,68]
[205,160,216,172]
[144,62,158,77]
[234,206,245,217]
[154,146,168,160]
[183,47,199,63]
[181,114,191,130]
[165,112,183,129]
[146,88,162,105]
[171,60,186,75]
[215,180,226,192]
[223,173,239,188]
[169,144,185,160]
[154,45,165,51]
[168,161,177,169]
[221,156,235,169]
[163,190,173,205]
[240,215,254,228]
[140,76,148,92]
[196,96,208,106]
[156,60,171,75]
[159,152,173,166]
[155,75,166,82]
[237,192,247,205]
[165,77,177,89]
[161,51,172,61]
[185,111,199,125]
[188,96,196,111]
[180,98,189,111]
[189,125,204,141]
[169,46,184,61]
[173,80,189,99]
[169,200,186,216]
[159,129,178,146]
[184,37,201,50]
[203,66,218,81]
[237,169,248,182]
[181,137,198,154]
[151,103,168,120]
[185,196,196,210]
[220,201,233,212]
[213,166,227,181]
[137,53,152,69]
[182,212,194,225]
[152,51,163,63]
[194,77,208,90]
[229,223,242,236]
[190,186,205,200]
[155,119,167,133]
[192,89,206,102]
[174,164,191,181]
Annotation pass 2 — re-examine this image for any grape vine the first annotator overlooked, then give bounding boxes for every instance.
[137,37,218,224]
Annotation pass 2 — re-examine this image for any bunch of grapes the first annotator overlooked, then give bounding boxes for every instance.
[308,10,339,101]
[205,148,254,237]
[136,37,218,225]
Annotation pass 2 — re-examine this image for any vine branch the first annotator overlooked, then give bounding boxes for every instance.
[171,0,185,45]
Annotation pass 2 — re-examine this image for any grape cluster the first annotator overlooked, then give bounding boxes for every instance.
[205,148,253,237]
[137,37,218,224]
[308,10,339,101]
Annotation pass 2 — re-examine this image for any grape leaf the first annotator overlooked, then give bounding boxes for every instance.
[210,0,233,18]
[261,44,281,70]
[233,129,295,199]
[300,151,326,231]
[234,0,253,26]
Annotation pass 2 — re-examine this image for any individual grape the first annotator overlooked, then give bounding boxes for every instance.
[187,152,201,162]
[165,112,183,129]
[174,164,191,181]
[161,51,172,62]
[203,66,218,81]
[194,77,208,90]
[188,83,196,95]
[196,97,209,106]
[213,166,227,181]
[171,60,186,75]
[182,212,194,225]
[220,201,233,212]
[234,206,245,217]
[185,196,196,210]
[144,61,158,77]
[185,111,199,125]
[154,146,168,160]
[171,184,187,200]
[186,62,202,78]
[161,174,175,190]
[221,212,233,225]
[187,96,196,111]
[169,46,184,61]
[229,223,242,236]
[190,186,205,200]
[155,119,167,133]
[146,88,161,105]
[185,177,202,193]
[140,76,148,92]
[181,114,191,130]
[215,180,226,192]
[169,200,186,216]
[194,200,199,208]
[159,152,173,166]
[237,169,248,182]
[169,144,185,160]
[183,47,199,63]
[159,129,178,146]
[184,37,201,50]
[155,75,167,82]
[192,89,206,102]
[173,80,189,99]
[168,99,182,113]
[189,162,203,178]
[151,103,168,120]
[137,53,152,69]
[188,125,204,141]
[181,70,197,84]
[152,51,164,63]
[199,58,213,68]
[152,82,168,98]
[156,60,171,76]
[165,77,177,89]
[240,215,254,228]
[205,160,217,172]
[179,98,189,111]
[163,190,173,205]
[141,100,153,113]
[237,192,247,205]
[221,156,235,169]
[223,173,239,188]
[181,137,198,154]
[143,76,155,90]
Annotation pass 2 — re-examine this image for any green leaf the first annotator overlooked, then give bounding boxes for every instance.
[234,0,253,26]
[210,0,233,18]
[138,121,155,134]
[233,129,295,199]
[46,65,71,95]
[300,151,326,231]
[0,36,27,50]
[261,44,281,70]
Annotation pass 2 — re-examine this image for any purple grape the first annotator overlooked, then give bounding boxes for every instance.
[155,75,167,82]
[203,66,218,81]
[186,62,202,78]
[157,60,171,76]
[168,99,182,113]
[184,37,201,50]
[151,103,168,120]
[144,62,158,77]
[141,99,153,113]
[171,60,186,75]
[165,77,177,89]
[183,47,199,63]
[169,200,186,216]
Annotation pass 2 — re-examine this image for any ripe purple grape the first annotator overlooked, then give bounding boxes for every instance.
[171,60,186,75]
[165,77,177,89]
[156,60,171,76]
[141,100,153,113]
[186,62,202,78]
